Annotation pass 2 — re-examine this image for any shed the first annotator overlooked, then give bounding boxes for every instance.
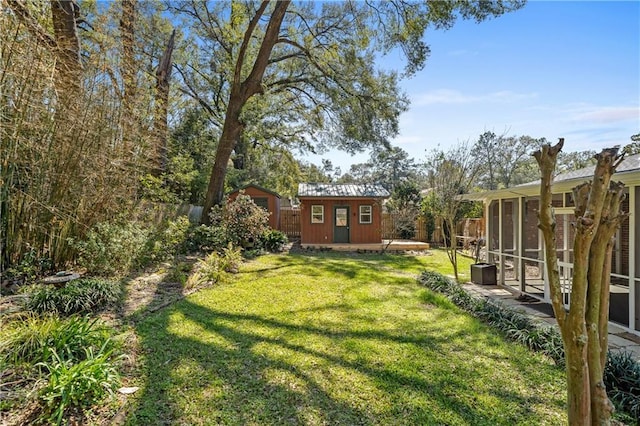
[228,184,281,230]
[297,183,390,245]
[464,153,640,336]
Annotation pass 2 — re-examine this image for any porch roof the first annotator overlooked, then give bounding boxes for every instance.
[463,152,640,202]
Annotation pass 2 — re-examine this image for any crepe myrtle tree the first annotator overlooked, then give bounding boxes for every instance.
[535,139,627,425]
[424,142,481,281]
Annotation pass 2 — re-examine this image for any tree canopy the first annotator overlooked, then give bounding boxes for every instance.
[167,0,526,222]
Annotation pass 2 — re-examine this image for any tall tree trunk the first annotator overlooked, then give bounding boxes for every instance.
[201,0,290,225]
[120,0,136,153]
[153,29,175,176]
[535,140,624,425]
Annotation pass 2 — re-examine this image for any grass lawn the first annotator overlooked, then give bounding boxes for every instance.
[127,250,566,425]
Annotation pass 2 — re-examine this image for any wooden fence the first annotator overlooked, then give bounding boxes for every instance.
[381,213,430,242]
[280,208,300,238]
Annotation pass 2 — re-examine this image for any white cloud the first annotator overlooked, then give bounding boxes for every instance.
[393,135,423,145]
[412,89,538,106]
[571,106,639,124]
[447,49,478,57]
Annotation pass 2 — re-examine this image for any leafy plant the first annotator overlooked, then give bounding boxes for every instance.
[72,221,150,276]
[210,194,269,247]
[2,247,53,285]
[184,224,228,253]
[221,243,243,273]
[187,252,222,288]
[143,216,192,262]
[38,345,120,425]
[165,262,193,286]
[187,244,242,288]
[23,278,121,316]
[260,229,288,252]
[0,314,114,366]
[605,351,640,420]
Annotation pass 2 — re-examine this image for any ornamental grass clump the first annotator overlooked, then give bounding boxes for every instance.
[37,345,120,425]
[23,278,121,316]
[0,314,113,366]
[604,351,640,421]
[0,314,121,424]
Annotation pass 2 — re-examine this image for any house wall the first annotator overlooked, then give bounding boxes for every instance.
[299,198,383,244]
[229,187,280,230]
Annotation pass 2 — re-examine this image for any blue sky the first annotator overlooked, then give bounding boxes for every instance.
[309,0,640,172]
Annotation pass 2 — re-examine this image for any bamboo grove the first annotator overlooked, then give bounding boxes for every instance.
[1,1,174,269]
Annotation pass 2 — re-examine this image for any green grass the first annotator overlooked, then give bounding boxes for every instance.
[128,250,566,425]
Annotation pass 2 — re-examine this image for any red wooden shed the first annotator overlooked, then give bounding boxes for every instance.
[297,183,390,245]
[228,184,281,230]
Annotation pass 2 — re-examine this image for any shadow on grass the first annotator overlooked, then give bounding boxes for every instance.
[126,253,562,425]
[269,251,431,280]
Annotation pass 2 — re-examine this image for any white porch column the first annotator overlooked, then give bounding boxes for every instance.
[629,186,636,331]
[499,199,504,285]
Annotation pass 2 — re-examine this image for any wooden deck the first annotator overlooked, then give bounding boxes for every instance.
[300,239,430,252]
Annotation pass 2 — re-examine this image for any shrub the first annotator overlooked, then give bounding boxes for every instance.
[38,345,120,425]
[221,243,243,273]
[187,244,242,288]
[144,216,192,261]
[73,221,150,276]
[260,229,288,252]
[210,194,269,247]
[23,278,121,316]
[0,315,114,366]
[184,225,228,253]
[2,247,53,285]
[165,262,193,286]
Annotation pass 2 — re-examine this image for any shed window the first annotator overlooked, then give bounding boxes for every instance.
[359,205,372,224]
[311,205,324,223]
[252,197,269,211]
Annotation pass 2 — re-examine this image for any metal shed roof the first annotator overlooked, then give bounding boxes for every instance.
[298,183,390,198]
[227,184,281,198]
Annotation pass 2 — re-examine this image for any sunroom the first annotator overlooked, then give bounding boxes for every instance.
[465,154,640,334]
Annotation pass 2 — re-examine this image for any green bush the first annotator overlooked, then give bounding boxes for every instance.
[23,278,121,316]
[187,244,242,288]
[165,262,193,286]
[73,221,150,276]
[2,247,53,285]
[210,194,269,247]
[1,315,120,424]
[184,224,228,253]
[0,315,114,366]
[38,345,120,425]
[260,229,288,252]
[145,216,193,262]
[221,243,243,273]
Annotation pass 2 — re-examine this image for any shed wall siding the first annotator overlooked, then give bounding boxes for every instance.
[299,198,383,244]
